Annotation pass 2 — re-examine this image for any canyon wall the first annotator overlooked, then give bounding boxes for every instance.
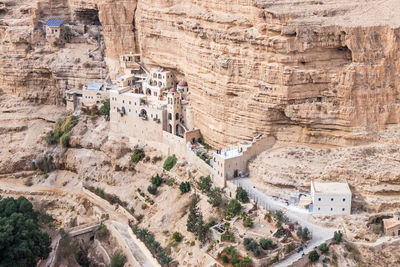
[133,0,400,147]
[1,0,399,147]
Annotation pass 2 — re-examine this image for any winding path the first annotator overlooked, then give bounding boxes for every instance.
[232,178,336,267]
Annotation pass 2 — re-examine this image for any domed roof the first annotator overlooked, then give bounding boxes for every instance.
[178,80,188,87]
[169,88,177,93]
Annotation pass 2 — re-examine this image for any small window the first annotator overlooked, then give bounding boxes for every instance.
[331,208,333,211]
[342,208,345,211]
[343,198,346,202]
[331,198,334,201]
[318,208,320,211]
[129,101,131,105]
[318,198,321,201]
[122,100,124,103]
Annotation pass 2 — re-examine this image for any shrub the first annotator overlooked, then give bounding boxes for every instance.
[24,177,33,187]
[60,133,70,148]
[319,243,329,254]
[221,232,235,242]
[198,175,212,193]
[179,182,191,194]
[163,155,177,171]
[131,149,145,163]
[99,99,110,121]
[297,226,311,241]
[151,174,163,187]
[333,230,343,243]
[243,217,254,228]
[222,255,229,263]
[110,250,127,267]
[61,25,73,42]
[285,242,296,254]
[309,250,319,262]
[244,238,260,257]
[95,223,109,241]
[259,238,274,250]
[172,232,183,242]
[236,187,249,203]
[147,185,157,195]
[227,199,241,217]
[46,115,78,147]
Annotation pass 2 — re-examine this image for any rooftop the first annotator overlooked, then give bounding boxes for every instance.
[383,217,400,230]
[86,83,104,91]
[46,19,64,27]
[216,147,243,159]
[312,181,351,195]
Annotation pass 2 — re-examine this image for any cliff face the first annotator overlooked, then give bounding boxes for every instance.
[0,0,399,146]
[133,0,400,147]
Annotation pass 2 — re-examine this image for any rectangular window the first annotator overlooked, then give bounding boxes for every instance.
[342,208,345,211]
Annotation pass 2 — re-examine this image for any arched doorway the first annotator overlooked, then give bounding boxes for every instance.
[168,124,172,133]
[234,170,239,178]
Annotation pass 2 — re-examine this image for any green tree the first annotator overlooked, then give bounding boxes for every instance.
[197,175,212,193]
[151,174,163,187]
[179,182,191,194]
[61,25,73,42]
[227,199,242,217]
[207,187,223,207]
[236,187,249,203]
[147,185,157,195]
[0,197,52,266]
[186,196,208,243]
[187,197,201,233]
[309,250,320,262]
[99,98,110,121]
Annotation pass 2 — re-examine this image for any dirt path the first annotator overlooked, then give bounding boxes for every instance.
[0,180,157,267]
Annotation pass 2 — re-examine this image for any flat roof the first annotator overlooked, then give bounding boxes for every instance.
[312,181,351,195]
[86,83,104,90]
[216,148,243,159]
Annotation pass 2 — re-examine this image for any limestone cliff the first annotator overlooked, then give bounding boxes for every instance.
[1,0,400,147]
[133,0,400,147]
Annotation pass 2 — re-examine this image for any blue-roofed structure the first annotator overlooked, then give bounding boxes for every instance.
[87,83,104,91]
[46,19,64,28]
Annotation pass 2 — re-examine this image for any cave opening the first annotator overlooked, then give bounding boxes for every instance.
[74,9,101,25]
[337,45,352,61]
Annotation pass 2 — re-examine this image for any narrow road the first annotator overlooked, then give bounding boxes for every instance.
[232,178,336,267]
[0,180,157,267]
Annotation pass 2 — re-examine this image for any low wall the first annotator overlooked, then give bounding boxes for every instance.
[127,226,161,267]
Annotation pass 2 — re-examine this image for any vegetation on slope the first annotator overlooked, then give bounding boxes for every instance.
[0,197,52,266]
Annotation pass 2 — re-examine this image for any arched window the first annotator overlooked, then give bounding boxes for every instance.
[175,113,179,120]
[168,124,172,133]
[168,113,172,120]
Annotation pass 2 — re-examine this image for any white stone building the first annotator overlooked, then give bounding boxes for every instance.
[310,181,352,215]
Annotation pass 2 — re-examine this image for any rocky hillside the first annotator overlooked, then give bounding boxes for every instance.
[1,0,399,146]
